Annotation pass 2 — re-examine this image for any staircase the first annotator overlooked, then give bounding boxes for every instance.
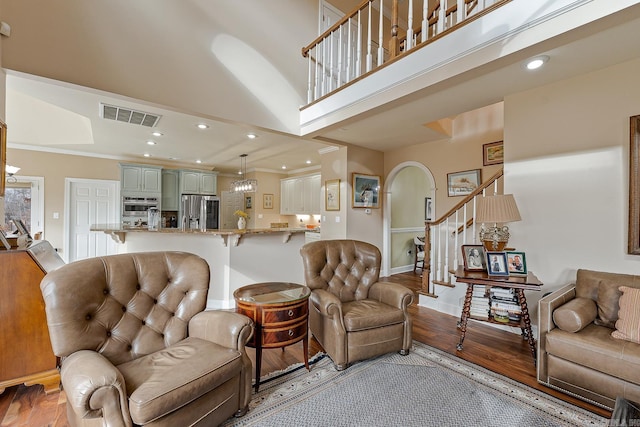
[419,169,504,298]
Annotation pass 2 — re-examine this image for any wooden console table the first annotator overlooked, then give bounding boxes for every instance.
[454,266,543,364]
[233,282,311,392]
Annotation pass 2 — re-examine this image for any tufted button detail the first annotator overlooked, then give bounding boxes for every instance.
[122,306,126,312]
[136,284,141,290]
[85,314,92,321]
[141,320,146,325]
[154,299,158,304]
[160,333,164,338]
[103,288,109,295]
[127,344,132,350]
[106,331,111,337]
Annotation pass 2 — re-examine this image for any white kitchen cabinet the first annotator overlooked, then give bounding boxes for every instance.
[280,174,321,215]
[180,170,217,195]
[120,163,162,194]
[161,169,180,211]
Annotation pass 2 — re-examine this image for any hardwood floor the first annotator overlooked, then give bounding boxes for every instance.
[0,271,611,426]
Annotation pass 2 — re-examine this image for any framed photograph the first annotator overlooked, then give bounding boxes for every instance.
[447,169,481,197]
[425,197,433,221]
[352,173,380,208]
[629,115,640,254]
[0,120,6,198]
[506,251,527,275]
[245,196,252,210]
[483,141,504,166]
[263,193,274,209]
[486,251,509,276]
[12,218,31,238]
[461,244,486,271]
[325,179,340,211]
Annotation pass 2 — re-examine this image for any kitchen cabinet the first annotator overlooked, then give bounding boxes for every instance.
[180,170,217,195]
[280,174,321,215]
[161,169,180,211]
[120,163,162,194]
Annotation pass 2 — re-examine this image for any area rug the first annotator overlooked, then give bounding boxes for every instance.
[223,342,607,426]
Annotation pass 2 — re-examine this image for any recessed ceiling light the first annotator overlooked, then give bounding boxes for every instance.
[146,140,156,145]
[197,123,209,129]
[152,131,163,137]
[143,153,151,157]
[306,160,311,164]
[281,165,287,170]
[247,133,257,139]
[525,55,549,70]
[196,159,202,164]
[169,157,178,160]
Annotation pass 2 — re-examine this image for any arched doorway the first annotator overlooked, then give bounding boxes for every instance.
[382,162,435,277]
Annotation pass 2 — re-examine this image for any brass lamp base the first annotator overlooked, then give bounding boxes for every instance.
[479,225,511,251]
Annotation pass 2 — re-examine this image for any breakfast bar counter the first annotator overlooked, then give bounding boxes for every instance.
[90,224,309,310]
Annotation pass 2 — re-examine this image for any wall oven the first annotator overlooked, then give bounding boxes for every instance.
[122,196,159,224]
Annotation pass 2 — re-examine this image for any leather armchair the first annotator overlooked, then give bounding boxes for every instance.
[300,240,414,370]
[40,252,253,427]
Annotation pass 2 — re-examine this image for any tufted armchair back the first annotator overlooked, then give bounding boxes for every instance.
[300,239,381,302]
[40,251,210,366]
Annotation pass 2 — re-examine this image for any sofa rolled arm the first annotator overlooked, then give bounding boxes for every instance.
[538,283,577,335]
[309,288,342,318]
[61,350,132,427]
[369,281,414,310]
[189,311,253,352]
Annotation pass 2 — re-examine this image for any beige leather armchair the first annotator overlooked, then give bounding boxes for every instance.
[40,252,253,427]
[300,240,414,370]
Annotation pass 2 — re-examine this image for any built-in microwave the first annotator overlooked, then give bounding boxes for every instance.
[122,196,159,219]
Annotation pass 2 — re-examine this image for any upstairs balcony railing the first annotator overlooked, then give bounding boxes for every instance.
[302,0,510,105]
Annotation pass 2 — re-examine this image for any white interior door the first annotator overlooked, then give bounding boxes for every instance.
[66,178,119,263]
[221,191,244,229]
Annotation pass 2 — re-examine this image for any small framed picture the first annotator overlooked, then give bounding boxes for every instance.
[486,251,509,276]
[263,194,274,209]
[352,173,380,208]
[245,196,252,210]
[483,141,504,166]
[325,179,340,211]
[425,197,433,221]
[461,245,485,271]
[506,251,527,275]
[447,169,481,197]
[12,218,31,238]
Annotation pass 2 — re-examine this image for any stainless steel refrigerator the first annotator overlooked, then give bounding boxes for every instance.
[181,195,220,230]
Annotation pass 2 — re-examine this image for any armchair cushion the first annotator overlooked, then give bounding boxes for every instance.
[342,300,405,331]
[117,337,242,424]
[552,297,597,333]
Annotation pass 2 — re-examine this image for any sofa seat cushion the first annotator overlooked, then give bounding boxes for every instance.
[546,324,640,385]
[341,299,404,332]
[117,337,242,424]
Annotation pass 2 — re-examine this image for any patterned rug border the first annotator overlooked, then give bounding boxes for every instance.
[224,341,608,426]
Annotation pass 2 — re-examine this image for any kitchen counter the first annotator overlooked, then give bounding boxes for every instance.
[91,224,307,246]
[89,224,309,309]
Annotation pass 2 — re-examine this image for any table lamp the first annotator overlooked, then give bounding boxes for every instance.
[476,194,521,251]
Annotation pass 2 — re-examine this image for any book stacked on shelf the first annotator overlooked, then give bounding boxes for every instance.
[469,285,490,320]
[489,287,522,322]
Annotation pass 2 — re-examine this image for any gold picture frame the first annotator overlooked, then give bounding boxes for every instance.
[325,179,340,211]
[483,141,504,166]
[263,193,274,209]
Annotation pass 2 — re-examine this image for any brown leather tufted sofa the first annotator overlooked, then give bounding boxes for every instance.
[538,269,640,410]
[40,251,254,427]
[300,240,414,370]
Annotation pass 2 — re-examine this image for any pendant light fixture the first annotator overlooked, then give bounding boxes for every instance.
[230,154,257,193]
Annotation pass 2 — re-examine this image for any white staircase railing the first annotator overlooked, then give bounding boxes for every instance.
[419,169,504,297]
[302,0,510,105]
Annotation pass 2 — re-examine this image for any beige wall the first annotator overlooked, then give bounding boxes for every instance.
[320,147,348,239]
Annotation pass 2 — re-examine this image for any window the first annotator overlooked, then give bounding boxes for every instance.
[3,177,44,236]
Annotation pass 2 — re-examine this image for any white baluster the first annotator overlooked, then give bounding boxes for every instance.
[457,0,464,23]
[377,0,384,67]
[453,209,459,268]
[406,0,414,51]
[315,45,321,100]
[329,31,335,92]
[366,1,373,72]
[436,223,442,282]
[472,195,478,244]
[429,223,435,294]
[444,217,450,283]
[346,17,352,82]
[321,38,327,97]
[421,0,428,43]
[307,49,313,104]
[437,0,445,33]
[337,25,343,87]
[356,9,362,77]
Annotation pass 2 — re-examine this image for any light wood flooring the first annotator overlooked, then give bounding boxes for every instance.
[0,271,611,426]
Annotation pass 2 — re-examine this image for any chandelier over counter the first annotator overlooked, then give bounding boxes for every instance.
[230,154,258,193]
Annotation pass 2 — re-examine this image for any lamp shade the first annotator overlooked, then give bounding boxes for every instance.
[476,194,521,224]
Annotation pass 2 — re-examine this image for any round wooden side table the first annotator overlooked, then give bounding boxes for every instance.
[233,282,311,391]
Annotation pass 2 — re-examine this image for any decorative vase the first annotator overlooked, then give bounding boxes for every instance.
[237,217,246,230]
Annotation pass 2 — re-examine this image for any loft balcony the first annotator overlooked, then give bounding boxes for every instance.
[300,0,640,139]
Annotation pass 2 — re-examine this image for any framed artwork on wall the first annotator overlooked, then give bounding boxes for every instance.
[447,169,481,197]
[629,115,640,255]
[263,194,274,209]
[483,141,504,166]
[352,173,380,208]
[325,179,340,211]
[245,196,252,210]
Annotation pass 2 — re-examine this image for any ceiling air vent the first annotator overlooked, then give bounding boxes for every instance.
[100,103,161,127]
